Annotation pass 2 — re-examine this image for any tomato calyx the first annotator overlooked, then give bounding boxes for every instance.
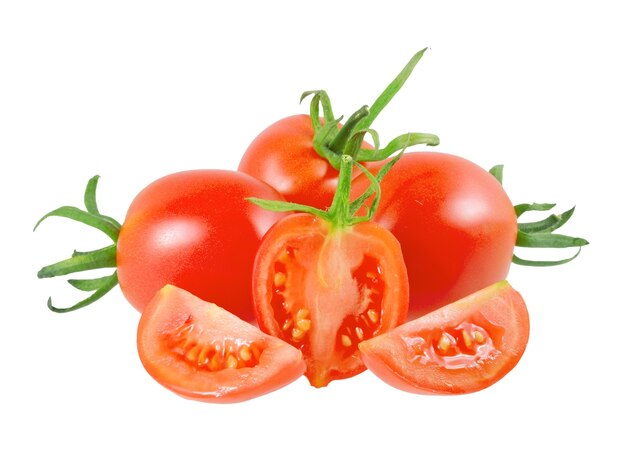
[489,165,589,266]
[300,48,440,171]
[34,175,120,312]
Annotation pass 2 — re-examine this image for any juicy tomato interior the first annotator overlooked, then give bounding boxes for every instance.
[253,214,408,388]
[359,280,529,395]
[137,285,305,403]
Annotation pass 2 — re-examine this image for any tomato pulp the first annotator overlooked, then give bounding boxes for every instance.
[138,285,306,403]
[117,170,286,322]
[252,213,409,388]
[352,152,519,318]
[359,280,530,395]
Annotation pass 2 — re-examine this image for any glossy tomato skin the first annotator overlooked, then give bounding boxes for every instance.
[353,152,518,319]
[117,170,285,322]
[359,280,530,395]
[253,213,409,388]
[138,285,305,403]
[238,114,371,210]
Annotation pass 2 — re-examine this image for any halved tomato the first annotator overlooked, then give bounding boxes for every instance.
[137,285,306,403]
[359,281,529,395]
[252,213,409,388]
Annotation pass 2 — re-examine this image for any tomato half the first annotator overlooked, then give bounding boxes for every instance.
[238,114,372,210]
[359,280,530,395]
[117,170,285,322]
[252,213,409,388]
[352,152,518,319]
[137,285,306,403]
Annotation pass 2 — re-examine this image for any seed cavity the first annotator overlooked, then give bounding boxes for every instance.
[170,319,262,372]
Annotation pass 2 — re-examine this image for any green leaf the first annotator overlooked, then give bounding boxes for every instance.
[516,231,589,248]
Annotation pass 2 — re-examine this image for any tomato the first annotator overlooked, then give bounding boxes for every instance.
[252,213,409,388]
[238,114,374,210]
[116,170,286,321]
[352,152,518,319]
[359,280,530,395]
[137,285,305,403]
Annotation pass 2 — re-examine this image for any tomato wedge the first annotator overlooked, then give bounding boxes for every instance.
[137,285,306,403]
[359,281,530,395]
[252,213,409,388]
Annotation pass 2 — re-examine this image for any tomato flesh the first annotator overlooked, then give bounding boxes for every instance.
[359,281,529,395]
[253,214,409,388]
[137,285,306,403]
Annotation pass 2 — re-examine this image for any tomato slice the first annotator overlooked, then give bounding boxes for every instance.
[253,213,409,388]
[137,285,306,403]
[358,281,530,394]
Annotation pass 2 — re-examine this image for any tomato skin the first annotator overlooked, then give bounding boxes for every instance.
[238,114,371,210]
[137,285,305,403]
[252,213,409,387]
[359,281,530,395]
[352,152,519,319]
[117,170,286,322]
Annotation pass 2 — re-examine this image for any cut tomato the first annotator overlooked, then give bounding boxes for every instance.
[252,213,409,388]
[359,281,530,395]
[137,285,306,403]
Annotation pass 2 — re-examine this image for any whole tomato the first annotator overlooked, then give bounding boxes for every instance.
[36,170,286,322]
[352,152,519,319]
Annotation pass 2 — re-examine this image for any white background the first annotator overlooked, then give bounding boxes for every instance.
[1,1,624,464]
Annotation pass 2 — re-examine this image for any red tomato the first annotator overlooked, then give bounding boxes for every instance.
[352,152,518,319]
[252,213,409,388]
[238,114,371,210]
[137,285,305,403]
[359,280,530,395]
[117,170,285,322]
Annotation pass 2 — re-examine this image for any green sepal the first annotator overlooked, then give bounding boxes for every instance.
[489,165,504,184]
[35,176,122,312]
[356,132,440,162]
[518,206,576,234]
[354,48,428,132]
[514,202,556,218]
[37,244,117,278]
[47,272,119,313]
[516,231,589,248]
[512,249,582,267]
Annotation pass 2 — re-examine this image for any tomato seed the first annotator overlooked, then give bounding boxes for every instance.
[367,309,379,324]
[239,345,251,362]
[437,334,451,352]
[355,327,364,341]
[341,334,352,347]
[473,331,485,344]
[273,272,286,287]
[462,329,473,348]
